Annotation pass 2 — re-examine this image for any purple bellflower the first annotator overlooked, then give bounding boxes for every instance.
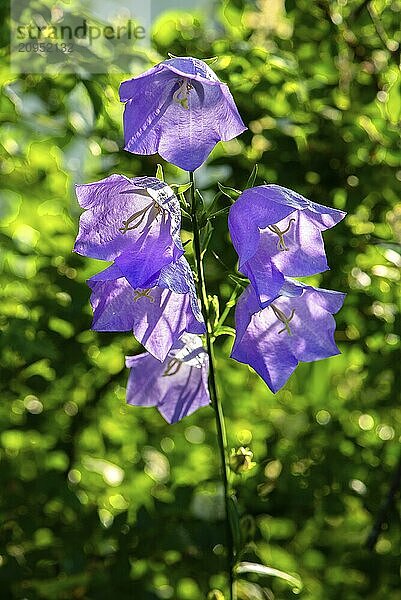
[229,185,346,306]
[231,279,345,393]
[126,333,210,424]
[74,175,183,284]
[88,257,205,362]
[119,57,247,172]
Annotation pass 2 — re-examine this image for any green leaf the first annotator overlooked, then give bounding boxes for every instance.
[214,326,235,338]
[228,274,249,287]
[200,221,214,255]
[236,562,302,591]
[196,190,208,228]
[245,164,258,189]
[204,56,219,65]
[217,182,241,201]
[181,208,191,219]
[156,164,164,181]
[228,495,242,557]
[171,181,192,195]
[211,251,230,272]
[206,190,224,217]
[209,206,230,220]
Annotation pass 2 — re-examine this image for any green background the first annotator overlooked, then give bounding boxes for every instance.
[1,1,400,598]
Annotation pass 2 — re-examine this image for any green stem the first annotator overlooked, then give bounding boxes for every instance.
[216,284,241,331]
[189,171,235,600]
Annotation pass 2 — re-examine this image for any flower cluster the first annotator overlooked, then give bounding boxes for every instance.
[228,185,346,392]
[74,173,208,421]
[74,55,346,420]
[74,57,247,422]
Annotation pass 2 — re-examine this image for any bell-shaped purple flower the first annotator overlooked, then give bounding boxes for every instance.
[231,279,345,393]
[119,57,247,171]
[126,333,210,424]
[74,175,183,284]
[229,185,346,306]
[88,257,205,362]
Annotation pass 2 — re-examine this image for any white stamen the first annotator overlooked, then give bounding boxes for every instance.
[119,202,163,234]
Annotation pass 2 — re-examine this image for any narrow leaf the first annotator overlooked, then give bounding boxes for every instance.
[217,182,241,201]
[206,190,224,216]
[209,206,230,220]
[204,56,219,64]
[211,251,231,272]
[196,190,208,228]
[228,495,242,556]
[173,181,192,195]
[200,221,213,255]
[245,164,258,189]
[181,208,191,219]
[156,164,164,181]
[228,274,249,287]
[214,326,236,338]
[236,562,302,591]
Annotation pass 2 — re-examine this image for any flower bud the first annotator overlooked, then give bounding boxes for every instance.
[229,446,256,474]
[207,590,225,600]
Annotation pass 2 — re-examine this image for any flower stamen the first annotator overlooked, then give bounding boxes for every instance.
[133,289,154,303]
[172,78,193,110]
[119,202,163,234]
[268,218,296,251]
[162,358,182,377]
[270,304,296,335]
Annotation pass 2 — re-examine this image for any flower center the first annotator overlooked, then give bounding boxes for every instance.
[162,358,182,377]
[268,218,296,251]
[172,78,193,110]
[270,303,296,335]
[119,202,163,234]
[133,289,154,303]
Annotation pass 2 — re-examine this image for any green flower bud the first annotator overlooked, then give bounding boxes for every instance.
[229,446,256,474]
[207,590,225,600]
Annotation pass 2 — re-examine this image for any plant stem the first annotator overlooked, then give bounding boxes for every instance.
[189,171,235,600]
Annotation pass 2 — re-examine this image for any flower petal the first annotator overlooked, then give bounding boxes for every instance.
[88,265,203,361]
[126,332,210,423]
[158,257,204,326]
[120,57,246,171]
[231,282,345,393]
[229,184,346,304]
[74,174,182,261]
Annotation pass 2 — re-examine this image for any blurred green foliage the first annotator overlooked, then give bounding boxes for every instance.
[1,0,401,598]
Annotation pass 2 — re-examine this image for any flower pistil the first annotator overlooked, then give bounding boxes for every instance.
[162,358,182,377]
[270,304,295,335]
[267,218,296,251]
[172,78,193,110]
[133,289,154,303]
[119,202,164,234]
